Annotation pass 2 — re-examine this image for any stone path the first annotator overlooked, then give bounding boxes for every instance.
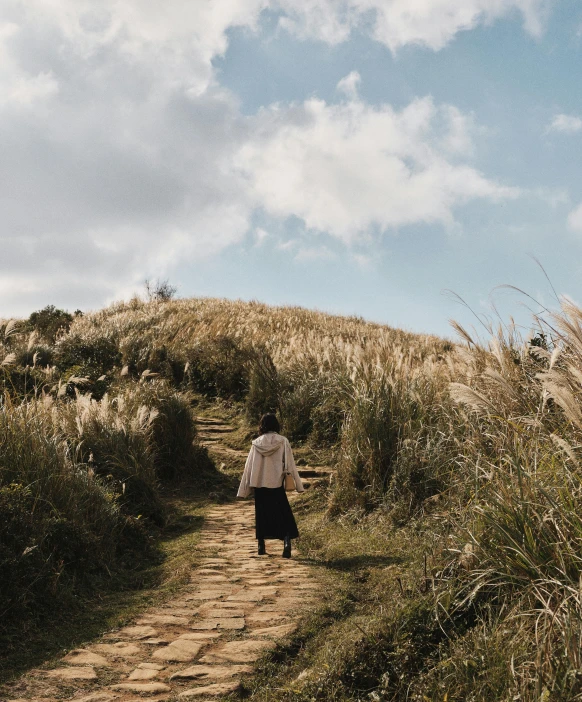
[3,420,323,702]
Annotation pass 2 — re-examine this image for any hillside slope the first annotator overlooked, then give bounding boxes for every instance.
[3,296,582,699]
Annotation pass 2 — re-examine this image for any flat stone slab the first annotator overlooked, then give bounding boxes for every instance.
[215,617,245,630]
[200,559,228,565]
[196,575,229,582]
[111,682,171,694]
[115,625,158,640]
[196,569,225,575]
[93,642,141,657]
[159,607,195,616]
[75,694,119,702]
[191,618,245,630]
[46,666,97,680]
[178,682,241,698]
[247,611,285,624]
[152,639,203,662]
[178,632,221,641]
[201,601,248,611]
[137,614,190,625]
[188,589,234,600]
[226,591,265,602]
[189,619,219,630]
[170,664,252,681]
[198,608,245,618]
[63,649,110,667]
[128,663,164,680]
[252,623,296,637]
[199,639,276,664]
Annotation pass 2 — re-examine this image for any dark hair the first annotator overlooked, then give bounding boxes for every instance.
[259,413,280,436]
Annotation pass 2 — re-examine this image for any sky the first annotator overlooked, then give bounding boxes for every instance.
[1,0,582,337]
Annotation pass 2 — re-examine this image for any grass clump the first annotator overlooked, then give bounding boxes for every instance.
[0,400,147,637]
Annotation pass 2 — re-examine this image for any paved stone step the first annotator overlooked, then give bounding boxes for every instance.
[195,417,235,426]
[203,444,248,458]
[198,426,236,434]
[297,468,333,479]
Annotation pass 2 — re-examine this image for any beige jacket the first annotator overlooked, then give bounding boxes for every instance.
[237,432,305,498]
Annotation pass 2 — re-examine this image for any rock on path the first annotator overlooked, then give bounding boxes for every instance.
[2,419,321,702]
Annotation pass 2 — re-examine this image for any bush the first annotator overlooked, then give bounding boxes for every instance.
[55,334,121,378]
[15,344,54,369]
[184,336,251,399]
[118,381,200,481]
[57,393,163,524]
[278,382,316,441]
[0,365,53,400]
[120,338,184,383]
[144,278,177,302]
[0,402,140,630]
[27,305,73,344]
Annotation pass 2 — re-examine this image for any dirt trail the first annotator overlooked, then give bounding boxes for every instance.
[3,420,323,702]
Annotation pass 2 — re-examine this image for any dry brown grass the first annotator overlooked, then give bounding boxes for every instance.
[7,294,582,698]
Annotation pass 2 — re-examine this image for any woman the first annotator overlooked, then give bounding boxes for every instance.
[237,413,305,558]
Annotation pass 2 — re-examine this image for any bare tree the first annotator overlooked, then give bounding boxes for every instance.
[144,278,177,302]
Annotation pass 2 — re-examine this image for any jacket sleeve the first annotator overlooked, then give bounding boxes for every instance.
[284,439,305,493]
[237,446,255,498]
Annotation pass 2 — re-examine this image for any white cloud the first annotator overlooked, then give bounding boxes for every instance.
[9,0,267,95]
[438,105,476,156]
[254,228,270,246]
[275,0,550,52]
[547,113,582,134]
[236,96,519,243]
[337,70,361,99]
[0,0,529,312]
[0,22,59,108]
[567,202,582,232]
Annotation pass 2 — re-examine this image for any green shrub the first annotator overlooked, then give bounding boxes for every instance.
[15,344,54,369]
[55,334,121,378]
[184,336,251,399]
[27,305,73,344]
[119,338,185,383]
[0,365,52,400]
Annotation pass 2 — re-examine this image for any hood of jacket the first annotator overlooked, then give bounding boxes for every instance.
[252,432,285,456]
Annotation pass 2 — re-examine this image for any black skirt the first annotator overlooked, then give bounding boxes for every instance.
[254,484,299,540]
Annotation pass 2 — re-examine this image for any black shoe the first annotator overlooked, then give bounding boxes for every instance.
[258,539,266,556]
[282,536,291,559]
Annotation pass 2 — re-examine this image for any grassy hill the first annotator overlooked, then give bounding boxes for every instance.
[2,295,582,700]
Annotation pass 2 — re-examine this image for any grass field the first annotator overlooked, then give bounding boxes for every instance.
[2,296,582,700]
